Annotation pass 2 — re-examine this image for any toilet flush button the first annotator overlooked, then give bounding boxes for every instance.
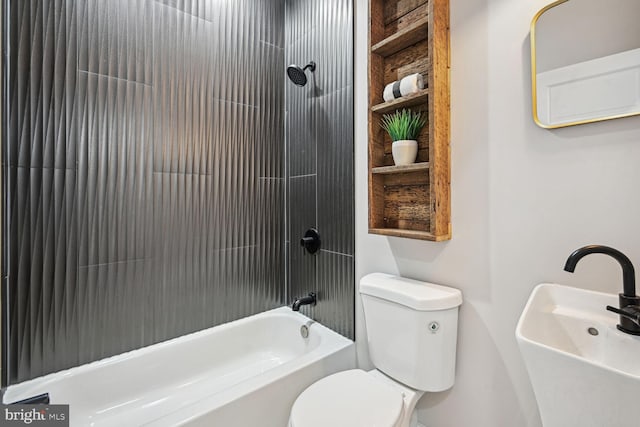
[428,322,439,333]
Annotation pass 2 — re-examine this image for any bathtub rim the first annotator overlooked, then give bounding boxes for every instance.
[2,306,354,426]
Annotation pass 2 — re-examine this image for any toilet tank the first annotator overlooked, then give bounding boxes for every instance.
[360,273,462,392]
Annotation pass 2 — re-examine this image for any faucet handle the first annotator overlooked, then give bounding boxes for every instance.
[606,305,640,326]
[300,228,321,254]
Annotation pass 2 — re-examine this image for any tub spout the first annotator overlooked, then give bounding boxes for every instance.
[292,293,316,311]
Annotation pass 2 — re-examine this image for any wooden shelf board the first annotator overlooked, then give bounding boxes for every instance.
[371,89,429,114]
[372,162,429,175]
[371,16,429,57]
[369,227,450,241]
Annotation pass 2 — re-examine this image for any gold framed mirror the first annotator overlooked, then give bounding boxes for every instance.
[531,0,640,129]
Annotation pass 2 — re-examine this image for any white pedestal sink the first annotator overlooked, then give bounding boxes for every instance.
[516,284,640,427]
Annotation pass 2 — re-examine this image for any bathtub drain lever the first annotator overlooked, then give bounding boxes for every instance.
[300,320,316,339]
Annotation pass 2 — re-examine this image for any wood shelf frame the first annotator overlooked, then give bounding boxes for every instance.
[371,16,429,57]
[369,228,449,242]
[372,162,429,175]
[371,89,429,114]
[368,0,451,241]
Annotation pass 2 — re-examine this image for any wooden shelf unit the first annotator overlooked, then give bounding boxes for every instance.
[371,89,429,114]
[371,16,429,57]
[372,162,429,175]
[368,0,450,241]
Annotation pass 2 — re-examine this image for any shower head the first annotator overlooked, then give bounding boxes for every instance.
[286,61,316,86]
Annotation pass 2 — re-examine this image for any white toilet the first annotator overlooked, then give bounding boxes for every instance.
[289,272,462,427]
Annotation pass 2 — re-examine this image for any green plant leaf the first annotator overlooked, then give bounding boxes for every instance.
[379,109,426,141]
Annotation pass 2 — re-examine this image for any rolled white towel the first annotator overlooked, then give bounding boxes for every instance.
[383,83,396,103]
[383,73,425,102]
[400,73,424,97]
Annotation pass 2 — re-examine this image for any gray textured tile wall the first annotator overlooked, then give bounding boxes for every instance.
[285,0,354,339]
[3,0,286,384]
[2,0,353,385]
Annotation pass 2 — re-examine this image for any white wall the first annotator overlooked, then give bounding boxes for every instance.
[536,0,640,72]
[353,0,640,426]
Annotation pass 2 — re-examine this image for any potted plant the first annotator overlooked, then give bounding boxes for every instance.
[380,109,426,166]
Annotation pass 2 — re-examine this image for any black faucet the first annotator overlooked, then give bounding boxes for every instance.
[564,245,640,335]
[292,293,316,311]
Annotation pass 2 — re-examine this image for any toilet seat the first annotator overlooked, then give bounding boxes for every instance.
[289,369,404,427]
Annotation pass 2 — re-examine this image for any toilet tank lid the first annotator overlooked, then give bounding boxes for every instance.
[360,273,462,311]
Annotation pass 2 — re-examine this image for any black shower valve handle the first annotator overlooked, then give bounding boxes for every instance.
[300,228,321,254]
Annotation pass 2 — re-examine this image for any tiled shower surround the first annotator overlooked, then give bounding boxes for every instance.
[285,0,354,339]
[2,0,353,384]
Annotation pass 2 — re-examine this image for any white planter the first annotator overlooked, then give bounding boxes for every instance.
[391,140,418,166]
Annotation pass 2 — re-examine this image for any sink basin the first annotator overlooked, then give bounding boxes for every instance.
[516,283,640,427]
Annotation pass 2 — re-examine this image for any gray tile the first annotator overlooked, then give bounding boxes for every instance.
[285,0,318,46]
[151,4,285,175]
[284,240,291,302]
[212,2,283,108]
[317,86,354,255]
[256,47,286,177]
[151,172,216,339]
[77,0,153,85]
[7,0,78,169]
[286,99,316,177]
[256,179,286,298]
[313,2,353,95]
[218,243,283,325]
[288,175,317,302]
[6,167,78,383]
[288,175,317,243]
[257,0,285,48]
[76,72,153,266]
[77,259,152,364]
[153,0,215,22]
[152,4,216,174]
[301,250,354,339]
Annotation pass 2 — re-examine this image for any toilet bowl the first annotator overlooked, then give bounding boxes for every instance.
[288,273,462,427]
[289,369,423,427]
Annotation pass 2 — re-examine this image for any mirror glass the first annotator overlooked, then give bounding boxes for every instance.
[531,0,640,128]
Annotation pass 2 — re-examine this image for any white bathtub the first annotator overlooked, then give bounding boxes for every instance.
[3,307,355,426]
